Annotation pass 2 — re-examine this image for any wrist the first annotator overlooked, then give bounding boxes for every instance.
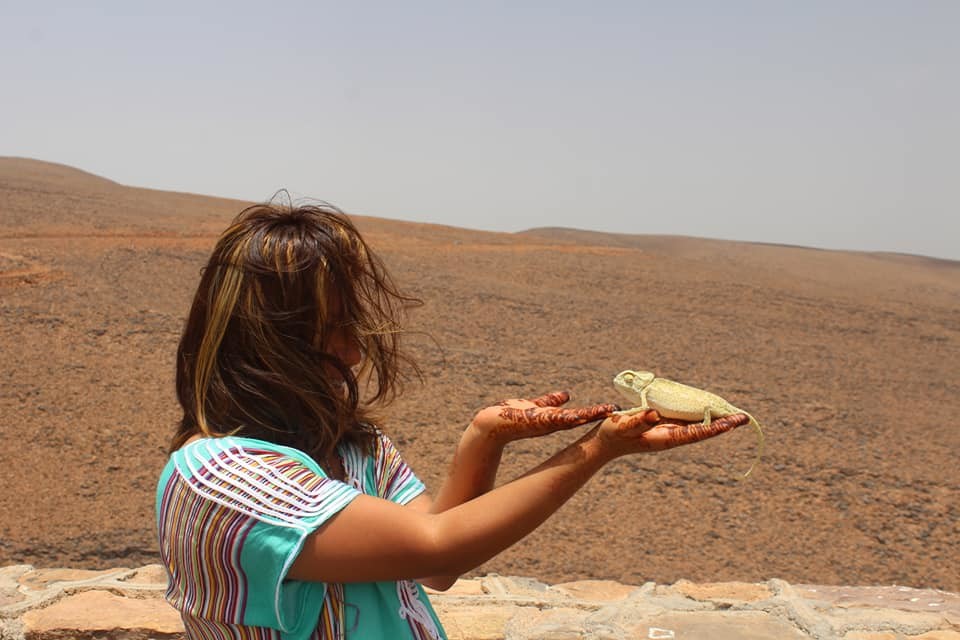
[465,420,509,450]
[572,426,618,469]
[461,422,508,460]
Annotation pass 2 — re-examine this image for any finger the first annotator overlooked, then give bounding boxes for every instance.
[606,409,661,427]
[530,391,570,408]
[497,403,615,430]
[662,413,748,447]
[538,403,620,427]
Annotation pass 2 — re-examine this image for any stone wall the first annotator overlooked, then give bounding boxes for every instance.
[1,564,957,639]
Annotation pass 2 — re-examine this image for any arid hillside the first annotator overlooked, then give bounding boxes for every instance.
[1,157,957,591]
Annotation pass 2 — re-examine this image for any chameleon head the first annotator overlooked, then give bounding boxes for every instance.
[612,369,656,404]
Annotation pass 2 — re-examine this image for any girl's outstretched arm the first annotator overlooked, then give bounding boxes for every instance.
[287,409,747,585]
[411,391,617,590]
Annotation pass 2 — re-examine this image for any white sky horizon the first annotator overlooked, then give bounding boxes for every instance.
[2,2,957,261]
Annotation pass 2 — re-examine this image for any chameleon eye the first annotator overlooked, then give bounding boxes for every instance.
[623,373,634,382]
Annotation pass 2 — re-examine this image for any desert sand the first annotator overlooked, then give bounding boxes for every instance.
[1,157,957,592]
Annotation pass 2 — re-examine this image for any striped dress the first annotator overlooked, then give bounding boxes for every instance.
[156,433,447,640]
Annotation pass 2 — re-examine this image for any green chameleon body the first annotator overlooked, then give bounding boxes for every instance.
[612,369,764,477]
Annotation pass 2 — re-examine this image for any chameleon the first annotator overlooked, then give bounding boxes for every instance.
[612,369,764,477]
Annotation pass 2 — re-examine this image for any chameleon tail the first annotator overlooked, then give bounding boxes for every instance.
[738,413,764,479]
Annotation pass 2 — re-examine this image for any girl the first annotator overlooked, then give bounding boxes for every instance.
[156,201,746,639]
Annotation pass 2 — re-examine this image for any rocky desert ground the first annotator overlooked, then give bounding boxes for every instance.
[1,157,957,593]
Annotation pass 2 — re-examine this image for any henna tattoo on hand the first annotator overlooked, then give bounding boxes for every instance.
[497,403,618,430]
[661,413,748,447]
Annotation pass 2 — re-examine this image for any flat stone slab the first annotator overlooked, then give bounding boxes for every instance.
[503,608,813,640]
[18,568,132,592]
[20,590,184,636]
[505,605,609,639]
[0,566,33,608]
[432,602,519,640]
[0,588,25,608]
[120,564,169,586]
[550,579,640,602]
[637,610,812,640]
[797,584,960,618]
[671,579,773,604]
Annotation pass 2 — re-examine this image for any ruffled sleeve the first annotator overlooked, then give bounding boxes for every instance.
[171,437,361,637]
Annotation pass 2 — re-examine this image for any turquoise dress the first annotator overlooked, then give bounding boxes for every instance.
[156,433,447,639]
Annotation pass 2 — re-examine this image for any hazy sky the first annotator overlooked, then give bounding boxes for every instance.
[2,1,958,260]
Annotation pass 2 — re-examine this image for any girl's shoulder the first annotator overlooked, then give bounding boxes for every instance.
[160,436,361,530]
[170,435,325,483]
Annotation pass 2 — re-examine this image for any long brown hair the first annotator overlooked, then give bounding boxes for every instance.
[171,199,421,462]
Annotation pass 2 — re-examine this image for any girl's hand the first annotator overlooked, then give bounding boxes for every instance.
[470,391,618,445]
[596,410,750,458]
